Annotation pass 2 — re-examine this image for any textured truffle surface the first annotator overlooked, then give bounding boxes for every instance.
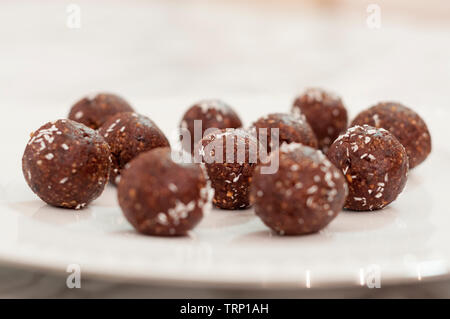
[292,88,348,152]
[351,102,432,168]
[251,143,347,235]
[180,99,242,153]
[98,112,170,184]
[68,93,134,130]
[251,113,318,153]
[199,128,260,210]
[118,148,208,236]
[327,125,409,211]
[22,119,111,209]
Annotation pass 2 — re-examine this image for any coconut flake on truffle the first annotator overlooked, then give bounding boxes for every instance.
[197,99,232,114]
[167,200,196,225]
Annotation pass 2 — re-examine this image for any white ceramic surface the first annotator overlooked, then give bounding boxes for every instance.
[1,147,448,289]
[0,0,449,289]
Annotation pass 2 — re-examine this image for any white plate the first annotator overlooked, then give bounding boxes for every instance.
[1,104,449,289]
[1,1,450,289]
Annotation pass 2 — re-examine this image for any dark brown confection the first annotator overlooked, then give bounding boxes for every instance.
[22,119,111,209]
[250,113,318,153]
[199,128,260,210]
[327,125,409,211]
[98,112,170,184]
[180,99,242,153]
[292,88,348,152]
[118,148,208,236]
[251,143,347,236]
[68,93,134,130]
[351,102,432,169]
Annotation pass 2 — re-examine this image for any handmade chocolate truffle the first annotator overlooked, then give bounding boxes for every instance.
[251,143,347,235]
[198,128,260,210]
[118,148,208,236]
[98,112,170,184]
[292,88,348,152]
[251,113,318,153]
[327,125,409,211]
[180,99,242,153]
[351,102,432,168]
[68,93,134,130]
[22,119,111,209]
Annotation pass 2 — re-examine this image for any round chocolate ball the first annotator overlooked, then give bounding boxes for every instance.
[351,102,432,169]
[180,99,242,153]
[118,147,208,236]
[292,88,348,152]
[98,112,170,184]
[327,125,409,211]
[68,93,134,130]
[251,143,347,236]
[22,119,111,209]
[251,113,318,153]
[199,128,260,210]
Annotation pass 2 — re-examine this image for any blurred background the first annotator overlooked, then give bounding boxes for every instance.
[1,0,450,148]
[0,0,449,298]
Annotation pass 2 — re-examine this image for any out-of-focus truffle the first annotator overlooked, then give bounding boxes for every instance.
[292,88,348,152]
[99,112,170,184]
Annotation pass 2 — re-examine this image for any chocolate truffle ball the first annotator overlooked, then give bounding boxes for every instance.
[98,112,170,184]
[251,143,347,236]
[22,119,111,209]
[292,88,348,152]
[327,125,409,211]
[351,102,432,168]
[118,148,208,236]
[180,99,242,153]
[68,93,134,130]
[251,113,318,153]
[199,128,260,210]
